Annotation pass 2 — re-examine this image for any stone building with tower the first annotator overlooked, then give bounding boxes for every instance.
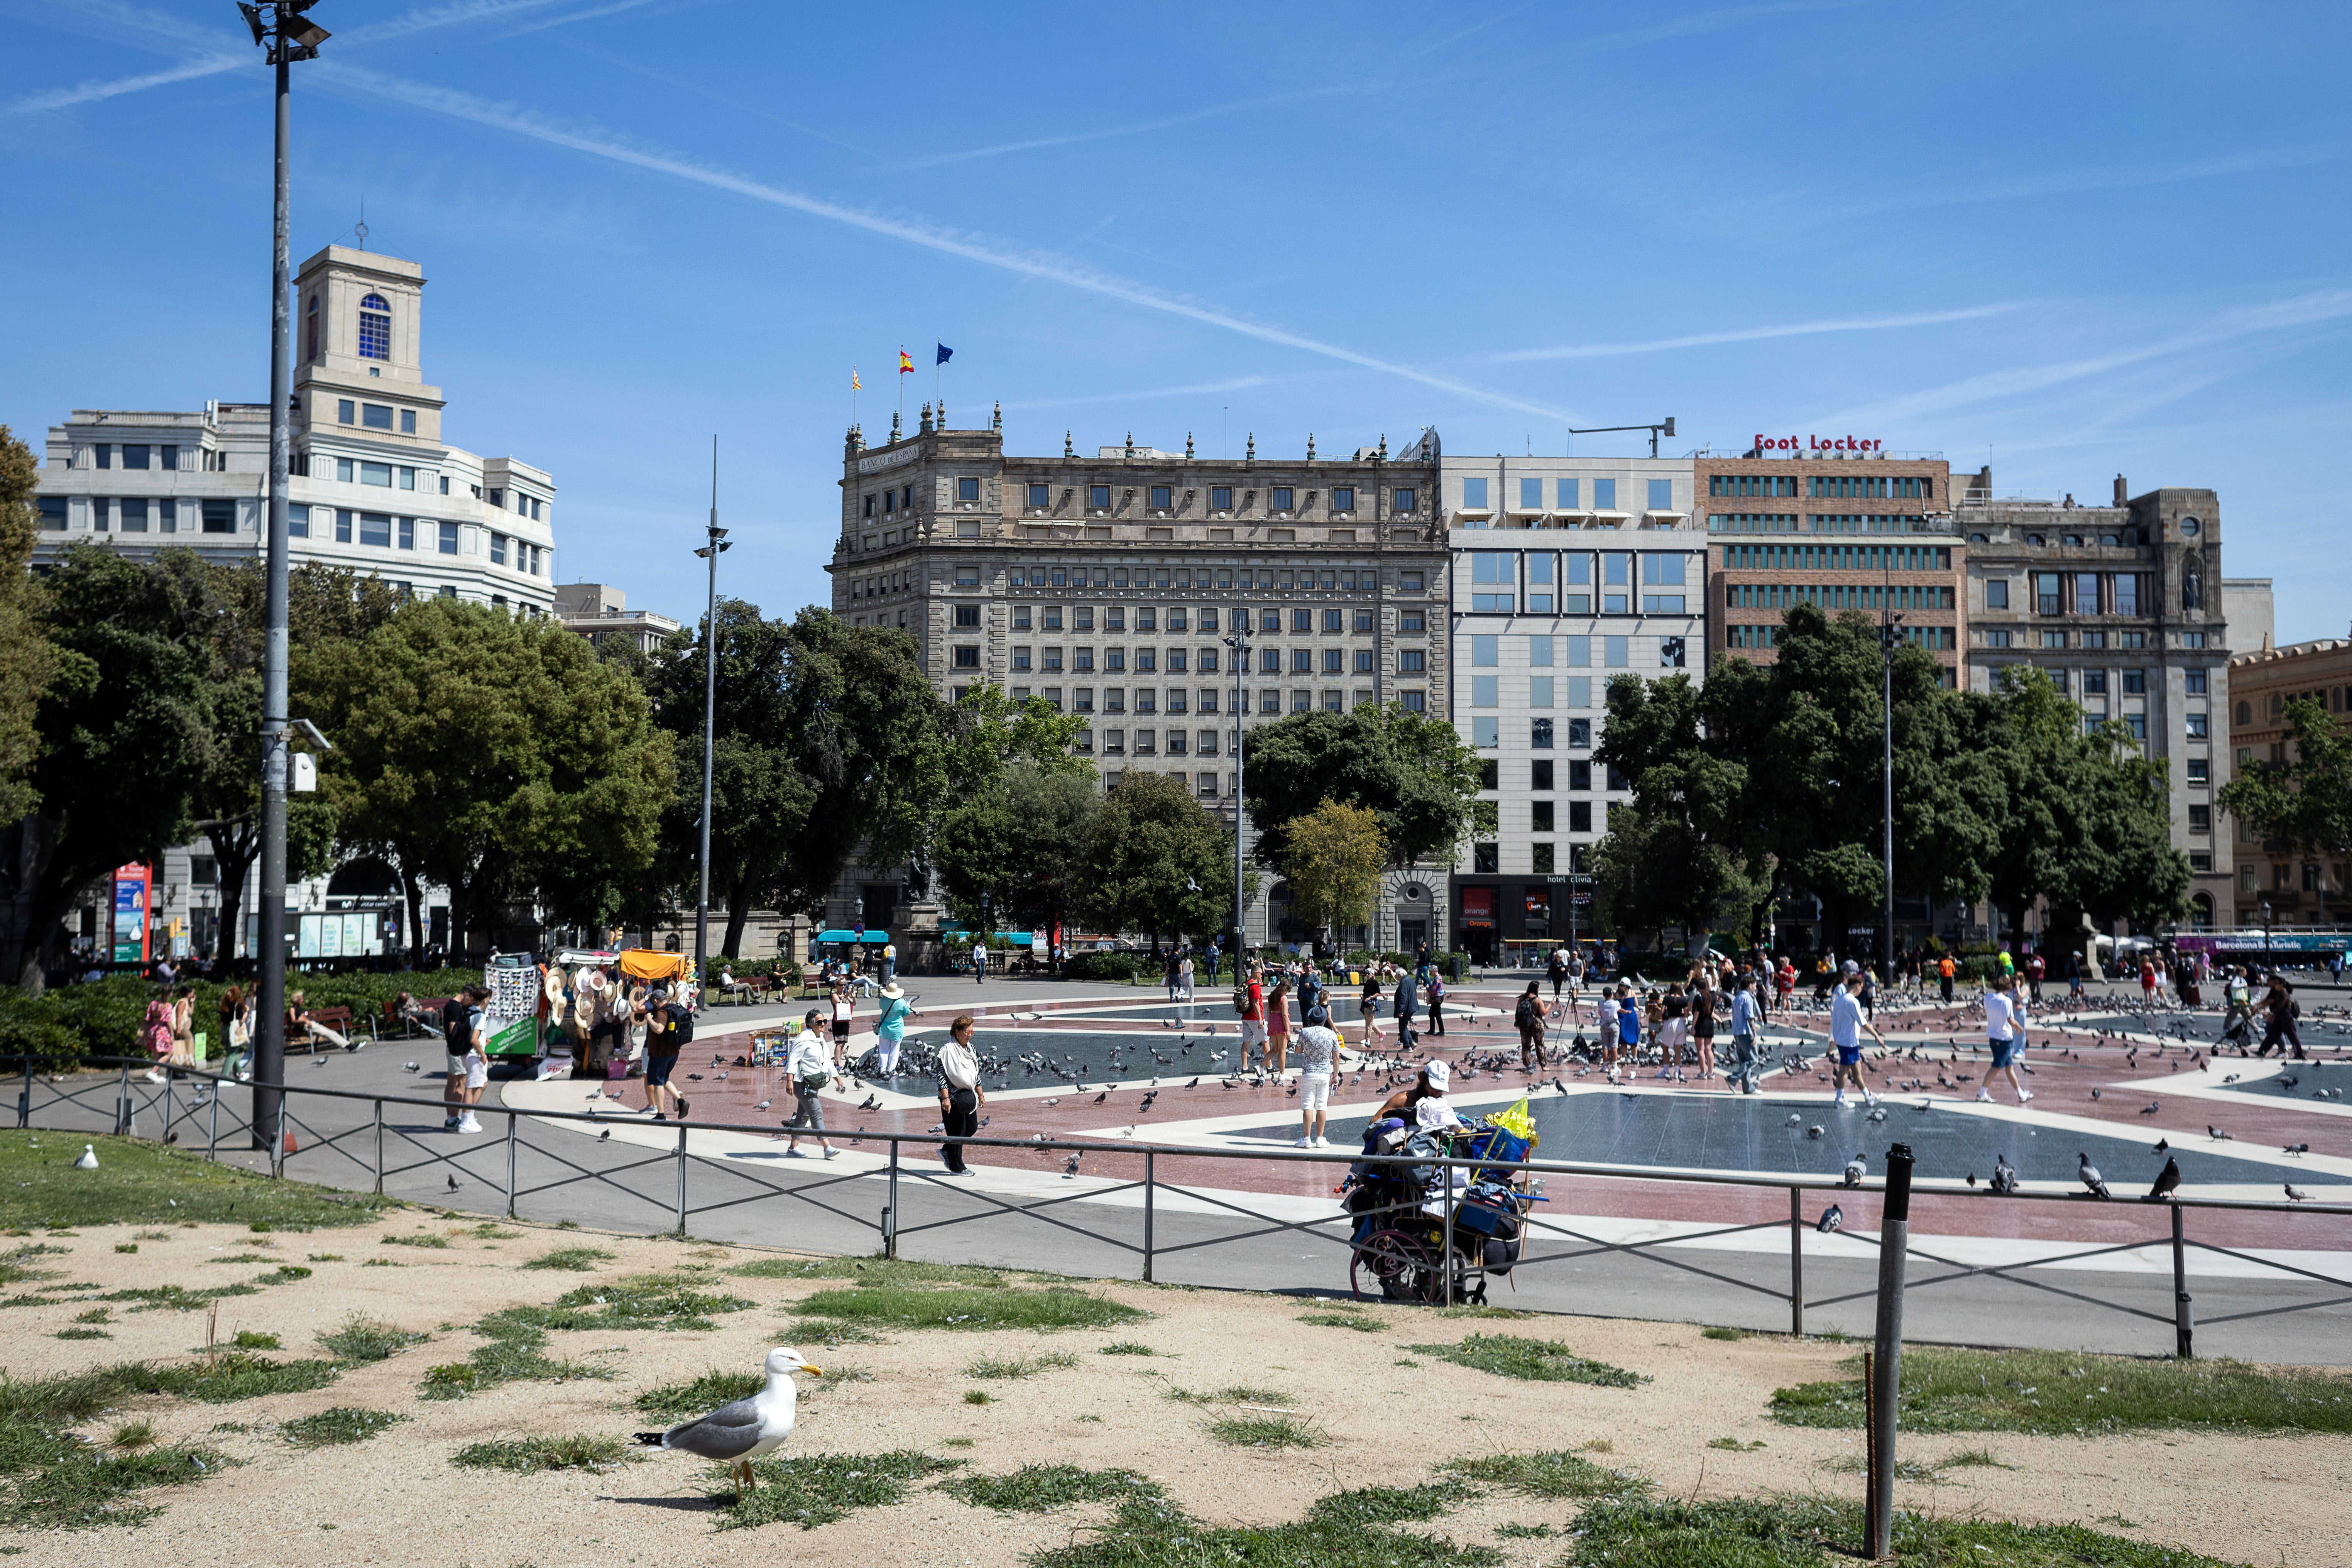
[826,405,1451,953]
[1959,471,2236,932]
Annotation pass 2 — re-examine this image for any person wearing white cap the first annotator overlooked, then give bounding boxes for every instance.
[1413,1057,1461,1129]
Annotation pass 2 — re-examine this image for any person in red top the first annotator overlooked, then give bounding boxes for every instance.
[2026,951,2046,1004]
[2140,958,2157,1003]
[1775,957,1796,1010]
[1238,964,1266,1073]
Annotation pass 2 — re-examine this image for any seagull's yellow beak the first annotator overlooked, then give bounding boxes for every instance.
[801,1363,823,1377]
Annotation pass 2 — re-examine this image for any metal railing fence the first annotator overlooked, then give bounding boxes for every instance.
[12,1056,2351,1360]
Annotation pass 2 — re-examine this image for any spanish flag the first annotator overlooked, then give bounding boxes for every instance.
[898,348,914,375]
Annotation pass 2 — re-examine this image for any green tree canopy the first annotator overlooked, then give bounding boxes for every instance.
[314,598,673,958]
[1274,798,1388,941]
[1081,773,1239,944]
[1241,701,1486,871]
[2217,695,2352,923]
[0,427,51,828]
[933,761,1101,937]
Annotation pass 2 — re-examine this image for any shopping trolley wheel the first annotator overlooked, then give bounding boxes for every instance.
[1351,1228,1437,1304]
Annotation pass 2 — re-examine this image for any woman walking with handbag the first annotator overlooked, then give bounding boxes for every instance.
[783,1009,839,1159]
[935,1013,984,1176]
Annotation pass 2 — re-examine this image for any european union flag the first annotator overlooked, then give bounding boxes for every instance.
[935,343,954,365]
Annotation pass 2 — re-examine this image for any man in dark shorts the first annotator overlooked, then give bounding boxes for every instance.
[643,987,692,1120]
[1513,981,1552,1068]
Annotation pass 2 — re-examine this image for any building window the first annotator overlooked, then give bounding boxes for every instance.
[1332,485,1354,512]
[1648,478,1674,511]
[1473,842,1498,874]
[305,292,319,360]
[1568,718,1591,748]
[1472,675,1498,707]
[2035,573,2061,615]
[1520,477,1544,511]
[2186,668,2208,695]
[1605,636,1628,668]
[1400,690,1425,713]
[954,646,981,670]
[362,403,393,430]
[1211,485,1233,511]
[360,461,392,487]
[954,604,981,628]
[2188,804,2212,833]
[1150,484,1172,510]
[201,499,236,534]
[362,513,392,548]
[337,399,355,425]
[2187,758,2209,785]
[37,496,66,531]
[2082,670,2108,695]
[1027,482,1050,509]
[1532,718,1553,748]
[2114,575,2140,616]
[1985,577,2009,609]
[439,521,459,555]
[358,293,391,359]
[1395,487,1416,512]
[1270,486,1294,513]
[399,516,415,549]
[2186,713,2208,739]
[401,408,417,435]
[1983,629,2012,648]
[955,476,981,503]
[1089,484,1111,511]
[1399,649,1426,673]
[1463,477,1488,510]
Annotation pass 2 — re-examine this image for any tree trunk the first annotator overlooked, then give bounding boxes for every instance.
[402,859,426,970]
[204,817,258,964]
[6,817,76,997]
[722,868,753,960]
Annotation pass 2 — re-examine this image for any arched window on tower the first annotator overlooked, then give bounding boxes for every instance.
[358,293,391,360]
[304,293,319,361]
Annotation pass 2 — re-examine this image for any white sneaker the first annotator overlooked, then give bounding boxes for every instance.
[1314,1136,1329,1149]
[144,1070,166,1084]
[2017,1089,2034,1102]
[458,1115,484,1134]
[1975,1088,1993,1102]
[823,1147,840,1160]
[1293,1136,1312,1147]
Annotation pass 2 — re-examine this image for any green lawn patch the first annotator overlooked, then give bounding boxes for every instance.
[521,1247,614,1272]
[965,1352,1078,1380]
[54,1327,111,1341]
[712,1450,962,1531]
[1299,1311,1384,1332]
[633,1370,761,1421]
[380,1233,449,1249]
[943,1464,1163,1512]
[730,1254,1007,1287]
[1406,1335,1647,1388]
[480,1275,754,1336]
[1305,1481,1475,1527]
[1702,1326,1748,1341]
[1098,1341,1156,1356]
[0,1132,388,1231]
[0,1363,230,1530]
[316,1314,429,1363]
[451,1434,642,1473]
[1439,1450,1648,1500]
[123,1353,341,1404]
[1031,1497,1502,1567]
[791,1284,1145,1333]
[1769,1348,2352,1436]
[281,1407,407,1448]
[1557,1494,2244,1567]
[1204,1414,1324,1448]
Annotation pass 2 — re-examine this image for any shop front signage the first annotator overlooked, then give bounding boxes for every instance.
[1753,434,1884,453]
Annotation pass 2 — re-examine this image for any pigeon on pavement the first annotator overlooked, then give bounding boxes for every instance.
[2144,1157,2181,1203]
[1990,1155,2019,1195]
[1816,1204,1843,1235]
[1842,1153,1865,1188]
[2285,1182,2313,1202]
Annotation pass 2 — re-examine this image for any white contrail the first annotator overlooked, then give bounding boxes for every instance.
[6,52,245,114]
[1497,304,2021,363]
[313,63,1573,421]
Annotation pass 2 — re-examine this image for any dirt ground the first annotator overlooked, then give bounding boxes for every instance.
[3,1216,2344,1567]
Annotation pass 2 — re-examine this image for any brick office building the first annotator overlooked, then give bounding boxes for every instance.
[1697,443,1960,685]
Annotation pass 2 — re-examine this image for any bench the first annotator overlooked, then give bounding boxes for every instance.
[288,1005,356,1054]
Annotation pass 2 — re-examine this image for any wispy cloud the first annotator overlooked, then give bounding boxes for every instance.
[1868,142,2345,215]
[1809,289,2352,428]
[311,64,1572,421]
[7,51,244,114]
[883,87,1357,173]
[1003,376,1273,412]
[1496,304,2020,363]
[1575,0,1866,52]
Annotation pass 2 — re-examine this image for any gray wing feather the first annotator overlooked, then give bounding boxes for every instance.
[663,1395,767,1459]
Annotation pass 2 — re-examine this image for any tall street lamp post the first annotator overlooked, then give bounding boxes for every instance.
[239,0,328,1151]
[1221,632,1251,963]
[691,438,729,1010]
[1879,608,1904,984]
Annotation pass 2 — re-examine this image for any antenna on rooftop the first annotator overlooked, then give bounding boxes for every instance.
[355,195,367,248]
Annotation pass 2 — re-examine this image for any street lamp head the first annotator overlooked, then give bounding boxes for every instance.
[238,2,266,45]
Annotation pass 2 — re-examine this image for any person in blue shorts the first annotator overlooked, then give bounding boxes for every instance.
[1828,964,1884,1109]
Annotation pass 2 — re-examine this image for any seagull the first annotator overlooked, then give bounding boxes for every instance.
[2078,1152,2111,1200]
[635,1346,822,1494]
[2145,1158,2181,1203]
[73,1143,98,1170]
[1816,1204,1843,1235]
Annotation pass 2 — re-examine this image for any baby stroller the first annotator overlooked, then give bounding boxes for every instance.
[1342,1111,1540,1306]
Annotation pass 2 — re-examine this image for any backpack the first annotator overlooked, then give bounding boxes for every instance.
[1233,985,1251,1015]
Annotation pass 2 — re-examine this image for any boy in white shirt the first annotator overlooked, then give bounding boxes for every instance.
[1978,973,2032,1103]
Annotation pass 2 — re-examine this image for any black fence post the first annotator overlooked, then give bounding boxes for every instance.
[2172,1204,2194,1360]
[1789,1185,1805,1336]
[1865,1141,1914,1560]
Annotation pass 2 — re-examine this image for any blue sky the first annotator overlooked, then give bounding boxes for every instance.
[5,0,2347,644]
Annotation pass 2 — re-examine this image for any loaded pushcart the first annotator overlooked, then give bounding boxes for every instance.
[1341,1101,1543,1306]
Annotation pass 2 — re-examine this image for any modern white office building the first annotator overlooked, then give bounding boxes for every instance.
[1436,442,1704,962]
[32,244,558,614]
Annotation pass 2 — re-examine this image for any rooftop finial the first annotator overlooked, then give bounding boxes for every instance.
[1245,431,1255,463]
[991,400,1001,432]
[890,409,901,442]
[1185,431,1195,458]
[919,401,933,434]
[1125,430,1134,455]
[937,397,947,428]
[1306,432,1316,461]
[1378,432,1388,460]
[1064,430,1074,458]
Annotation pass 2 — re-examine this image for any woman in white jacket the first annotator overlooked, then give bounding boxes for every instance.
[784,1010,838,1160]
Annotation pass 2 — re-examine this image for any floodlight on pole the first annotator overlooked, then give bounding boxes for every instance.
[692,437,728,1010]
[242,0,326,1155]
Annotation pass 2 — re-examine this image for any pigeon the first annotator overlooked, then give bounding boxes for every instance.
[1186,1078,1199,1089]
[403,1061,421,1074]
[446,1173,462,1192]
[754,1099,772,1112]
[858,1095,881,1111]
[635,1346,821,1494]
[1092,1091,1108,1105]
[2144,1157,2181,1202]
[1806,1125,1824,1140]
[599,1128,611,1140]
[2078,1153,2111,1200]
[2139,1101,2160,1116]
[1816,1204,1843,1234]
[2283,1142,2309,1155]
[73,1143,98,1170]
[1965,1172,1978,1187]
[1785,1113,1802,1127]
[2089,1088,2101,1100]
[1062,1154,1082,1179]
[1866,1105,1889,1124]
[2151,1138,2169,1155]
[1991,1155,2019,1195]
[2208,1125,2233,1141]
[2285,1182,2313,1202]
[313,1055,328,1067]
[1043,1097,1060,1108]
[1842,1153,1866,1188]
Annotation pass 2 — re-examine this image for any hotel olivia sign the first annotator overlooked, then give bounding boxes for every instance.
[1753,434,1885,453]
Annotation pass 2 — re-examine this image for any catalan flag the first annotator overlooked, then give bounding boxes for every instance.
[898,348,914,375]
[851,368,862,391]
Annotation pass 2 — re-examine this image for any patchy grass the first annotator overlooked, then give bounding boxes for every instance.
[521,1247,614,1272]
[1098,1341,1157,1356]
[1305,1481,1475,1527]
[791,1285,1146,1333]
[1769,1348,2352,1436]
[0,1132,390,1231]
[1495,1522,1554,1539]
[465,1223,520,1240]
[633,1371,761,1421]
[712,1450,962,1531]
[480,1275,754,1337]
[0,1364,230,1530]
[964,1390,992,1405]
[1558,1494,2243,1567]
[1030,1497,1502,1568]
[1440,1450,1648,1501]
[730,1254,1007,1287]
[1701,1326,1748,1341]
[1299,1311,1384,1333]
[418,1293,624,1402]
[943,1465,1165,1512]
[1406,1335,1647,1388]
[131,1353,342,1404]
[1163,1385,1291,1407]
[450,1435,643,1474]
[1204,1414,1324,1449]
[281,1407,407,1448]
[379,1233,450,1249]
[1708,1437,1767,1452]
[316,1314,429,1364]
[229,1331,278,1351]
[965,1352,1079,1380]
[54,1327,112,1341]
[1941,1447,2012,1469]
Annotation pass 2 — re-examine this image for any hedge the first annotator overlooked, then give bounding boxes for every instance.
[1064,952,1153,983]
[0,968,484,1069]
